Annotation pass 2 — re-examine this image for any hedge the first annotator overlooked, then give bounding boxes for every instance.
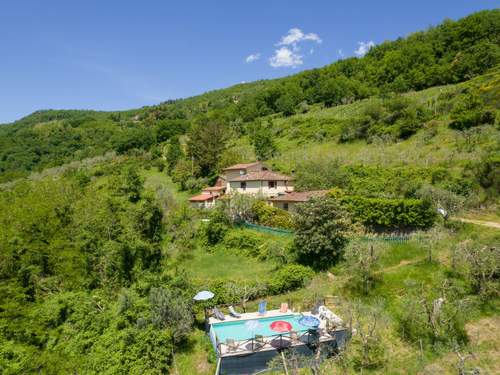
[200,264,314,305]
[338,194,436,229]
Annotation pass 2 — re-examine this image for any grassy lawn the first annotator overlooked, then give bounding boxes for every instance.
[178,246,278,282]
[142,167,192,205]
[175,330,215,375]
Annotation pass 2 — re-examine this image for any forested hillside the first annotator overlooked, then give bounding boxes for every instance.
[1,10,498,182]
[0,9,499,375]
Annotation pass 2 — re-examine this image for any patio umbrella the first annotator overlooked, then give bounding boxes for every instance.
[245,320,262,332]
[270,320,292,333]
[298,315,320,328]
[193,290,214,301]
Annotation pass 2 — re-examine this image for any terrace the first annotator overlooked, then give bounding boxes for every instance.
[205,304,348,375]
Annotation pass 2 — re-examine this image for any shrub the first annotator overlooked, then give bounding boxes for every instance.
[222,230,264,257]
[203,208,231,246]
[251,200,294,229]
[203,265,313,306]
[294,158,350,191]
[416,185,465,217]
[475,153,500,195]
[448,92,496,130]
[268,264,314,294]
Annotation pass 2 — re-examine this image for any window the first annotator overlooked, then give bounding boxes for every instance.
[283,203,289,211]
[268,181,277,189]
[239,169,246,175]
[240,182,246,190]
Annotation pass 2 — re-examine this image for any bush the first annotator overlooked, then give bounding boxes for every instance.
[203,265,313,306]
[339,96,430,142]
[416,185,465,217]
[268,264,314,294]
[294,158,350,191]
[203,208,231,246]
[448,92,496,130]
[251,200,294,229]
[222,230,264,257]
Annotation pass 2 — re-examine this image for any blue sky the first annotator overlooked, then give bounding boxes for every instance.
[0,1,496,123]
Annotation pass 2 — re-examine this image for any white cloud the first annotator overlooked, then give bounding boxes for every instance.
[277,28,322,46]
[337,49,344,58]
[269,47,303,68]
[354,41,375,57]
[269,28,321,68]
[245,53,261,63]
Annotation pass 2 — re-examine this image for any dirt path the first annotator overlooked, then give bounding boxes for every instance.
[453,217,500,229]
[375,259,421,274]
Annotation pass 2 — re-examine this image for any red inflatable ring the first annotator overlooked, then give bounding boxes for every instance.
[270,320,292,332]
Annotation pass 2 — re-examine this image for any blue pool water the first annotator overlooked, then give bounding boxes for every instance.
[212,314,309,342]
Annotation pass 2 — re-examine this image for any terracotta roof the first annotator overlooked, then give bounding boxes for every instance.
[203,186,226,192]
[222,162,261,171]
[229,171,294,182]
[189,193,219,202]
[269,190,328,202]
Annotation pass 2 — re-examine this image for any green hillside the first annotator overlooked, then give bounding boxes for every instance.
[0,9,499,375]
[1,10,499,183]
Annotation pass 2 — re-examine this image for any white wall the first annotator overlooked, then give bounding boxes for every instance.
[229,180,292,197]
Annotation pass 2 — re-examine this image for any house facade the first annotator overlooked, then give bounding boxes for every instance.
[188,177,227,209]
[189,162,294,207]
[268,190,329,212]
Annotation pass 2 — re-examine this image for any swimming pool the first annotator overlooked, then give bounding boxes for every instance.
[211,314,309,342]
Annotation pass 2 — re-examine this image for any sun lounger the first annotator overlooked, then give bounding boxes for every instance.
[280,302,288,313]
[228,305,241,318]
[213,307,225,321]
[258,301,267,316]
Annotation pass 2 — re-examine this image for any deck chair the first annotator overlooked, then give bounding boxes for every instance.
[311,300,322,315]
[213,307,226,321]
[280,302,288,313]
[228,305,241,318]
[226,338,238,352]
[258,301,267,316]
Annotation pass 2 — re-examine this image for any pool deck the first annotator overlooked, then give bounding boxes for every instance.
[209,308,294,325]
[210,309,345,357]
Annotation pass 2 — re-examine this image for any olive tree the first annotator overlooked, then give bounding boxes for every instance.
[344,242,381,294]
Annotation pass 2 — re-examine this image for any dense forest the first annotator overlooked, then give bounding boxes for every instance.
[0,10,499,375]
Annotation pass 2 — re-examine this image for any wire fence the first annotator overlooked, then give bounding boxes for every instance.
[238,221,416,243]
[236,221,294,236]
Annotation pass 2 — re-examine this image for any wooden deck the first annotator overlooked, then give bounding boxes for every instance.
[218,328,341,357]
[209,309,346,358]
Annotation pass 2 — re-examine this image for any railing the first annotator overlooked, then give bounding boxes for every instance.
[215,328,336,357]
